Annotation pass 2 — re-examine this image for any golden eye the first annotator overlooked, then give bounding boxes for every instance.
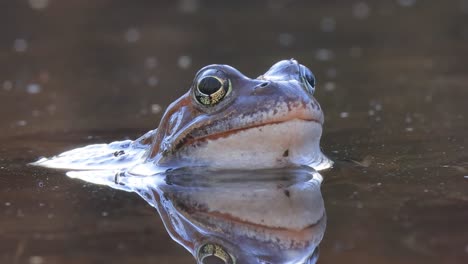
[195,76,231,106]
[197,243,235,264]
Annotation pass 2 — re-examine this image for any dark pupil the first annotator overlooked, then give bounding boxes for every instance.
[202,256,226,264]
[305,72,315,87]
[199,77,222,95]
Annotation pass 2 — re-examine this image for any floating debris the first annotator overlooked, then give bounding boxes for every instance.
[178,55,192,69]
[29,256,44,264]
[28,0,49,10]
[151,104,162,114]
[339,112,349,118]
[179,0,199,13]
[13,38,28,53]
[26,83,41,94]
[352,2,371,19]
[442,164,468,173]
[2,80,13,91]
[315,48,334,61]
[320,17,336,32]
[147,76,159,87]
[17,120,27,126]
[145,56,158,69]
[125,28,140,43]
[278,33,294,47]
[348,155,374,167]
[324,81,336,92]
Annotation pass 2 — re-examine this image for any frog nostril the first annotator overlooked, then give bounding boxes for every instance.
[252,81,275,95]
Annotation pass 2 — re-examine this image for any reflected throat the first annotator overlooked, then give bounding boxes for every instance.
[164,119,323,169]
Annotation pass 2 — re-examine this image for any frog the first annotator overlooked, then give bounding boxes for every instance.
[33,59,332,172]
[66,166,326,264]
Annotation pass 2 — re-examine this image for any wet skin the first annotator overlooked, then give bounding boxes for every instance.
[142,59,330,170]
[33,59,331,171]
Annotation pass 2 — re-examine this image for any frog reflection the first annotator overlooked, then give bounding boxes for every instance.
[67,167,326,264]
[33,59,332,172]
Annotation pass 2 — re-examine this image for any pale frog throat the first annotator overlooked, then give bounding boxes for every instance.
[32,59,333,173]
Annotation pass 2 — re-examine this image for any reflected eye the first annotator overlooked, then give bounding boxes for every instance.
[195,75,231,106]
[197,243,235,264]
[300,65,316,95]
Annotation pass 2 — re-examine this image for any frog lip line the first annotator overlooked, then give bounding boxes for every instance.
[182,118,320,146]
[188,209,325,243]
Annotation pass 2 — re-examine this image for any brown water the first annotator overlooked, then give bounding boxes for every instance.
[1,1,467,263]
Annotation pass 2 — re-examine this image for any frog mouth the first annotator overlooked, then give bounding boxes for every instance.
[193,117,320,143]
[178,207,326,250]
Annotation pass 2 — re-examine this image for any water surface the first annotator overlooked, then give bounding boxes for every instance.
[1,1,467,264]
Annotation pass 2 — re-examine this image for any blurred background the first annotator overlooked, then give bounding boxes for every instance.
[0,0,467,264]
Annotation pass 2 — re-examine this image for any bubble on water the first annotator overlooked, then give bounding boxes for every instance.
[405,127,414,132]
[5,202,11,206]
[178,55,192,69]
[145,56,158,69]
[151,104,162,114]
[368,109,375,116]
[125,28,140,43]
[320,17,336,32]
[315,48,334,61]
[147,76,159,87]
[374,103,383,111]
[38,181,45,188]
[27,83,41,94]
[47,104,56,114]
[13,39,28,53]
[29,256,44,264]
[397,0,416,7]
[353,2,370,19]
[29,0,49,10]
[350,46,362,58]
[278,33,294,47]
[101,211,109,217]
[3,80,13,91]
[340,112,349,118]
[47,213,54,219]
[324,81,336,92]
[179,0,199,13]
[405,115,412,123]
[17,120,27,126]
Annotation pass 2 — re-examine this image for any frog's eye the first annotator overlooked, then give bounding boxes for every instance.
[195,75,231,106]
[299,65,316,95]
[197,243,235,264]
